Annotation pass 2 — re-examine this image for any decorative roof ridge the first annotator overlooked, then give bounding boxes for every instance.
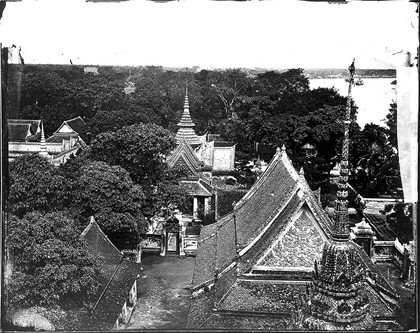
[234,146,299,211]
[364,283,396,314]
[80,216,96,239]
[299,178,334,237]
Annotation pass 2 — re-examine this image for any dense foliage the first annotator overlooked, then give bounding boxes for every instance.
[7,211,100,308]
[7,63,403,200]
[86,123,176,185]
[8,154,71,217]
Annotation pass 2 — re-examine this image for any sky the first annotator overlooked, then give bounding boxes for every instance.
[0,0,418,69]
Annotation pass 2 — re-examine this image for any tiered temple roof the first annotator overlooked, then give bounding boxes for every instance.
[187,144,400,330]
[174,90,202,147]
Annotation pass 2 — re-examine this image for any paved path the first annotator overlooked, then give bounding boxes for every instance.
[127,254,195,330]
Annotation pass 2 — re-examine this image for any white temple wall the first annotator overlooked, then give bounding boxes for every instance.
[213,146,235,171]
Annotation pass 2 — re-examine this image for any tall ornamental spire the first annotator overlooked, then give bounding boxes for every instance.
[332,58,355,241]
[39,121,48,157]
[175,85,202,147]
[301,59,374,331]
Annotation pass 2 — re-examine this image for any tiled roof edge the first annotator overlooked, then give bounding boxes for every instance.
[235,150,299,211]
[238,187,300,256]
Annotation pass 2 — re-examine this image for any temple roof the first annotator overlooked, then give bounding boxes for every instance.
[80,217,141,328]
[189,145,400,330]
[54,116,88,135]
[234,146,333,251]
[167,138,201,175]
[191,146,334,290]
[7,119,41,142]
[175,90,201,146]
[179,178,213,197]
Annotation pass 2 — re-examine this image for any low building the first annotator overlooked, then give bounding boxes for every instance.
[8,116,89,165]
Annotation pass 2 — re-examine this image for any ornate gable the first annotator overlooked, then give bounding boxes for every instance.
[171,155,199,177]
[167,138,201,177]
[254,206,326,271]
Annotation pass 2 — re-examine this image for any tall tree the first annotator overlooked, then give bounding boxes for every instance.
[73,161,146,246]
[86,123,176,185]
[6,211,100,308]
[8,154,71,217]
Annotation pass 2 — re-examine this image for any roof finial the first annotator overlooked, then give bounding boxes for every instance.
[184,84,189,110]
[281,144,286,153]
[276,146,281,155]
[299,167,305,176]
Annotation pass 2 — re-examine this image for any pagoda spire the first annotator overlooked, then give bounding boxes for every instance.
[39,121,48,157]
[175,85,202,147]
[301,59,374,330]
[331,58,355,241]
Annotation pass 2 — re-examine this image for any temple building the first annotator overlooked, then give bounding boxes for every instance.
[7,116,89,165]
[187,146,401,330]
[174,89,236,173]
[187,61,402,330]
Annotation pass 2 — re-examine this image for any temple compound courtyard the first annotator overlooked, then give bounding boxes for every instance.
[118,252,416,330]
[126,254,195,329]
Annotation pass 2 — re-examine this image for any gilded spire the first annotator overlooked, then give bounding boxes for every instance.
[175,85,202,146]
[331,58,355,241]
[177,86,195,128]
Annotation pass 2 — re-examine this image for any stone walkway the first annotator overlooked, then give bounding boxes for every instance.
[126,254,195,329]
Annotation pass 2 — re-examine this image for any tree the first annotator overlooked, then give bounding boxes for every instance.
[88,109,147,138]
[6,211,100,308]
[129,67,203,132]
[73,161,146,247]
[17,66,128,135]
[142,176,188,219]
[86,123,176,185]
[8,154,72,217]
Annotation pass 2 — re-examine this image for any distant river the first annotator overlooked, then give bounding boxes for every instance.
[309,78,396,128]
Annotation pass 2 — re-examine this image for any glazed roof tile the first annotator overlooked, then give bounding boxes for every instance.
[234,149,301,250]
[80,217,122,266]
[215,216,237,273]
[218,279,307,314]
[94,259,140,324]
[192,228,217,288]
[80,218,140,326]
[7,123,32,142]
